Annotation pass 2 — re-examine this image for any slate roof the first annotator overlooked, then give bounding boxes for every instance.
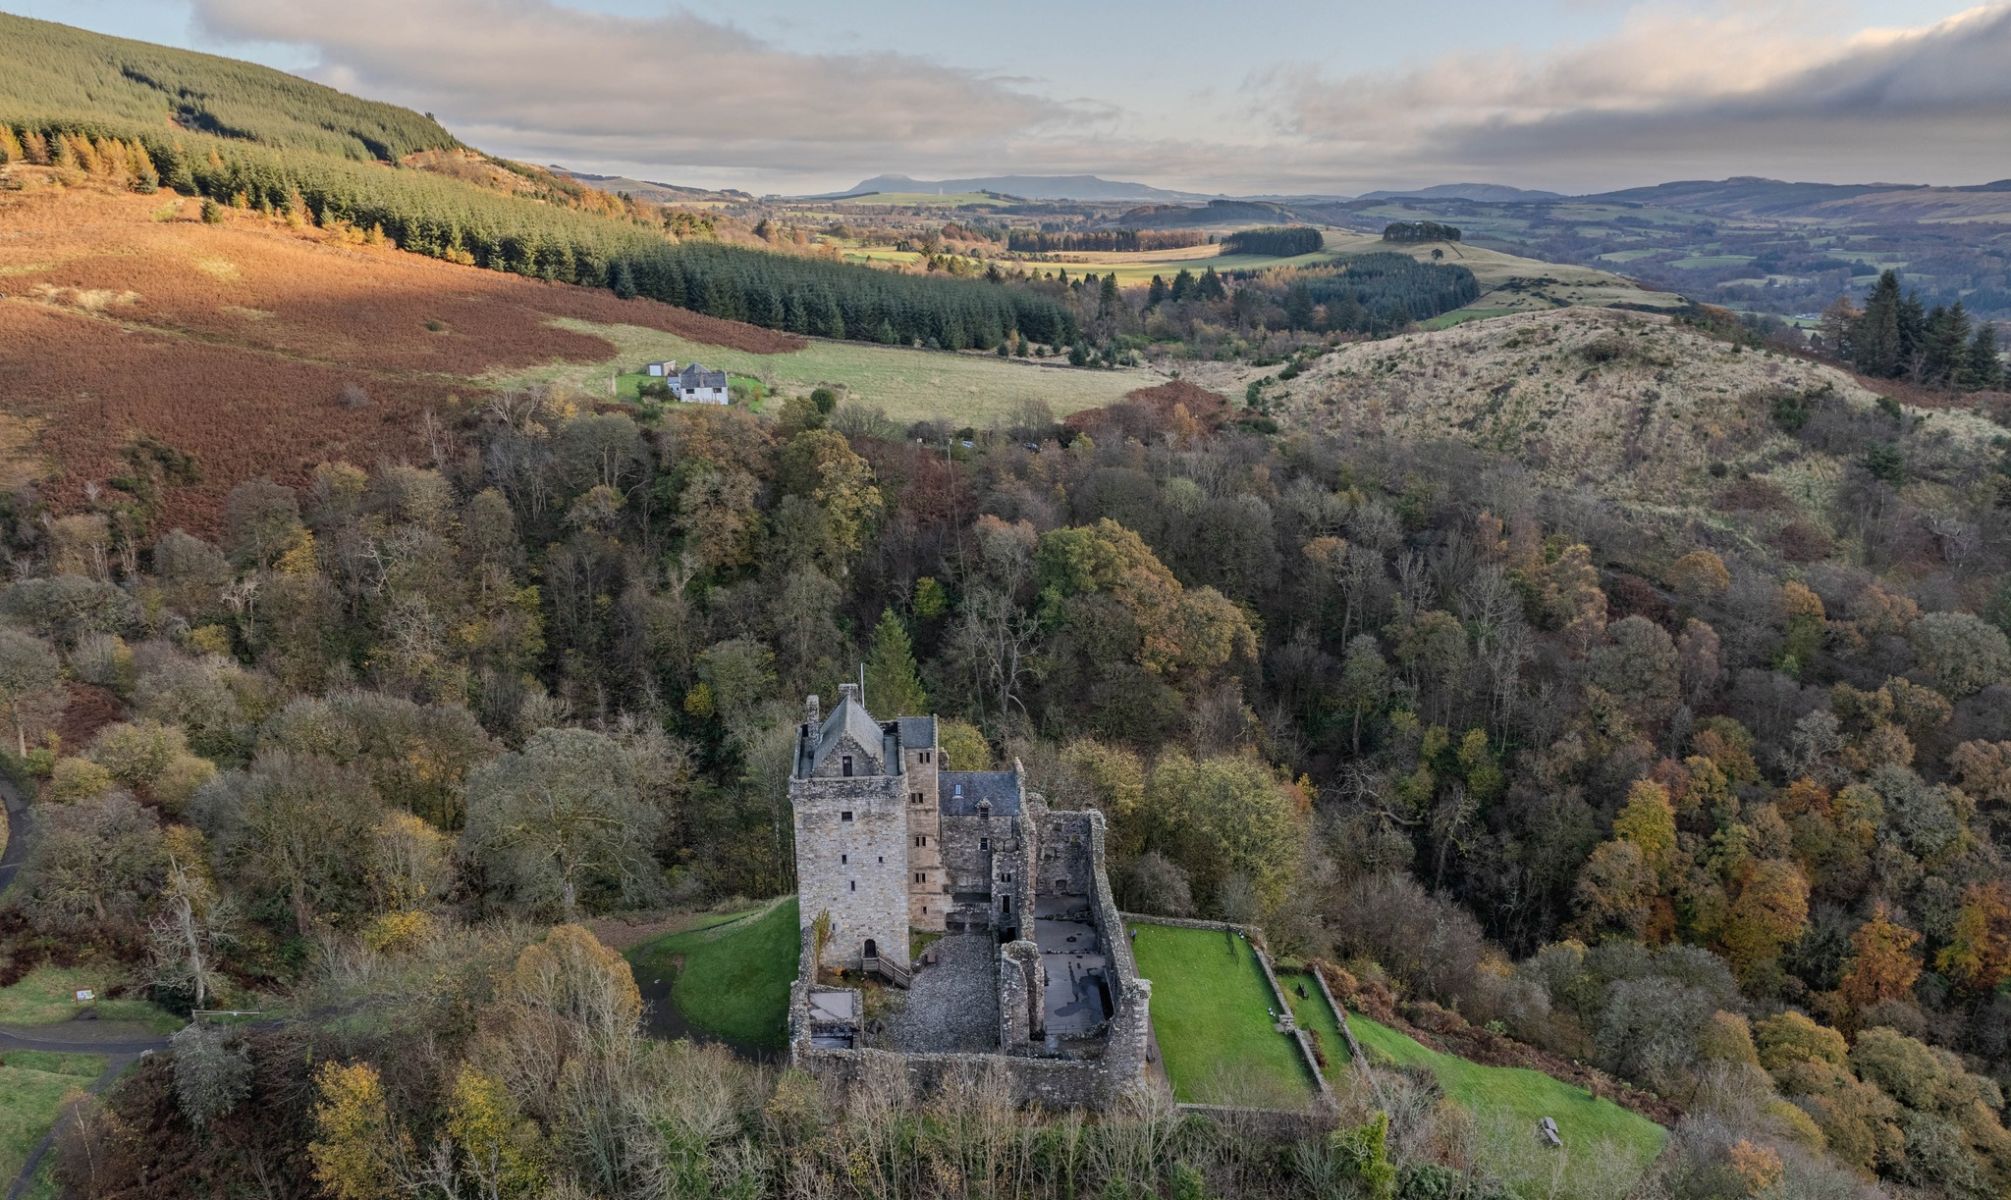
[677,363,728,390]
[940,770,1021,816]
[896,715,937,750]
[811,692,890,773]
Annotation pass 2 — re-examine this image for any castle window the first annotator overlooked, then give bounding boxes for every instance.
[841,854,848,864]
[849,881,856,892]
[980,837,990,851]
[920,751,931,764]
[1000,896,1012,913]
[914,835,927,848]
[911,792,922,804]
[878,856,884,863]
[840,811,853,822]
[914,872,925,884]
[842,755,854,777]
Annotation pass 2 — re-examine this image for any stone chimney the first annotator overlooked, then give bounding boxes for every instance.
[804,694,821,728]
[837,682,861,706]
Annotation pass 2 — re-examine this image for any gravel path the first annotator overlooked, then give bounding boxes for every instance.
[888,935,1000,1053]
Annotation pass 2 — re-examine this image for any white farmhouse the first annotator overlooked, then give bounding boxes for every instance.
[672,362,729,404]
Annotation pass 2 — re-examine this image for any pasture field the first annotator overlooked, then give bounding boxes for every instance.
[0,174,796,535]
[1127,922,1318,1109]
[501,318,1158,427]
[1038,240,1341,284]
[1669,253,1755,269]
[627,898,800,1049]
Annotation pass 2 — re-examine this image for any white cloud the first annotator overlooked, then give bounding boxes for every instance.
[1254,2,2011,191]
[191,0,1098,185]
[189,0,2011,193]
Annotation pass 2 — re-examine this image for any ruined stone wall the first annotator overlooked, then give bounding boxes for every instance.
[938,812,992,895]
[998,940,1045,1047]
[995,805,1036,938]
[1036,809,1097,900]
[792,773,910,971]
[793,1043,1150,1110]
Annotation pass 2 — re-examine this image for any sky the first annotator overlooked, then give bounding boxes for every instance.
[19,0,2011,195]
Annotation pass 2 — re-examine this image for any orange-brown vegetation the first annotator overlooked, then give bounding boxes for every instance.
[1065,379,1229,443]
[0,173,800,534]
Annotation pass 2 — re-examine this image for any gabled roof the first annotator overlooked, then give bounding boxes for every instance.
[811,690,888,774]
[677,363,728,389]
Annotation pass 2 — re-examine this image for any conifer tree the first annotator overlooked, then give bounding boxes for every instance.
[1853,272,1903,378]
[864,608,927,717]
[1964,323,2003,391]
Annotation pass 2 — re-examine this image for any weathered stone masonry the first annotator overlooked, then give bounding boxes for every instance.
[788,687,1156,1108]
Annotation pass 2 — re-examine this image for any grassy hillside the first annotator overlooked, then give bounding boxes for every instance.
[627,898,799,1049]
[0,18,1080,353]
[0,13,457,162]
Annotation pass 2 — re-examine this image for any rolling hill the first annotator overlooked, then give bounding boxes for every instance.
[828,173,1211,203]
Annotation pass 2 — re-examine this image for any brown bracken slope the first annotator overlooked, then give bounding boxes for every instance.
[0,172,801,535]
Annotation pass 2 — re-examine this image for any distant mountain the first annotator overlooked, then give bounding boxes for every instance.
[1578,176,1901,215]
[1113,198,1302,229]
[556,168,751,204]
[826,174,1213,203]
[1355,183,1563,204]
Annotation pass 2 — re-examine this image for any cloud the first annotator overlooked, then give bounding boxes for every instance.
[188,0,2011,193]
[1257,2,2011,190]
[189,0,1099,185]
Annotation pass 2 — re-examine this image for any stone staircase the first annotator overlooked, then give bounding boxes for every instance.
[865,952,911,989]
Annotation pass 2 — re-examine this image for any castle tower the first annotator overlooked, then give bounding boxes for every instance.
[791,684,919,972]
[896,714,946,931]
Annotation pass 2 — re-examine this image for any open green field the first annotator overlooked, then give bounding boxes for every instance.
[1128,923,1317,1109]
[628,897,799,1049]
[0,966,182,1033]
[1669,253,1755,270]
[0,1050,101,1187]
[1042,242,1343,285]
[1341,1006,1666,1198]
[498,318,1157,427]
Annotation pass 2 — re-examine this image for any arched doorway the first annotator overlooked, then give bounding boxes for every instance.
[863,938,878,961]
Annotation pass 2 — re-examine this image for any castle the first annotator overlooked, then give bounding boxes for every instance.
[785,684,1153,1106]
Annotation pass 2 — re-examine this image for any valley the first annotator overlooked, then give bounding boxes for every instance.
[2,8,2010,1200]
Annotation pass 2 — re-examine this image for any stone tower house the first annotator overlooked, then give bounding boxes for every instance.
[791,684,947,973]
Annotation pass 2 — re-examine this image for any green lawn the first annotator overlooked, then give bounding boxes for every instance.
[0,1052,102,1186]
[1274,969,1348,1072]
[1341,1007,1666,1199]
[1128,923,1317,1109]
[0,966,182,1033]
[498,318,1154,427]
[628,897,800,1049]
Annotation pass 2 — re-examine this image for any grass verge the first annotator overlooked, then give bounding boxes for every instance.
[0,966,183,1033]
[1127,923,1316,1109]
[0,1052,102,1186]
[628,897,799,1049]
